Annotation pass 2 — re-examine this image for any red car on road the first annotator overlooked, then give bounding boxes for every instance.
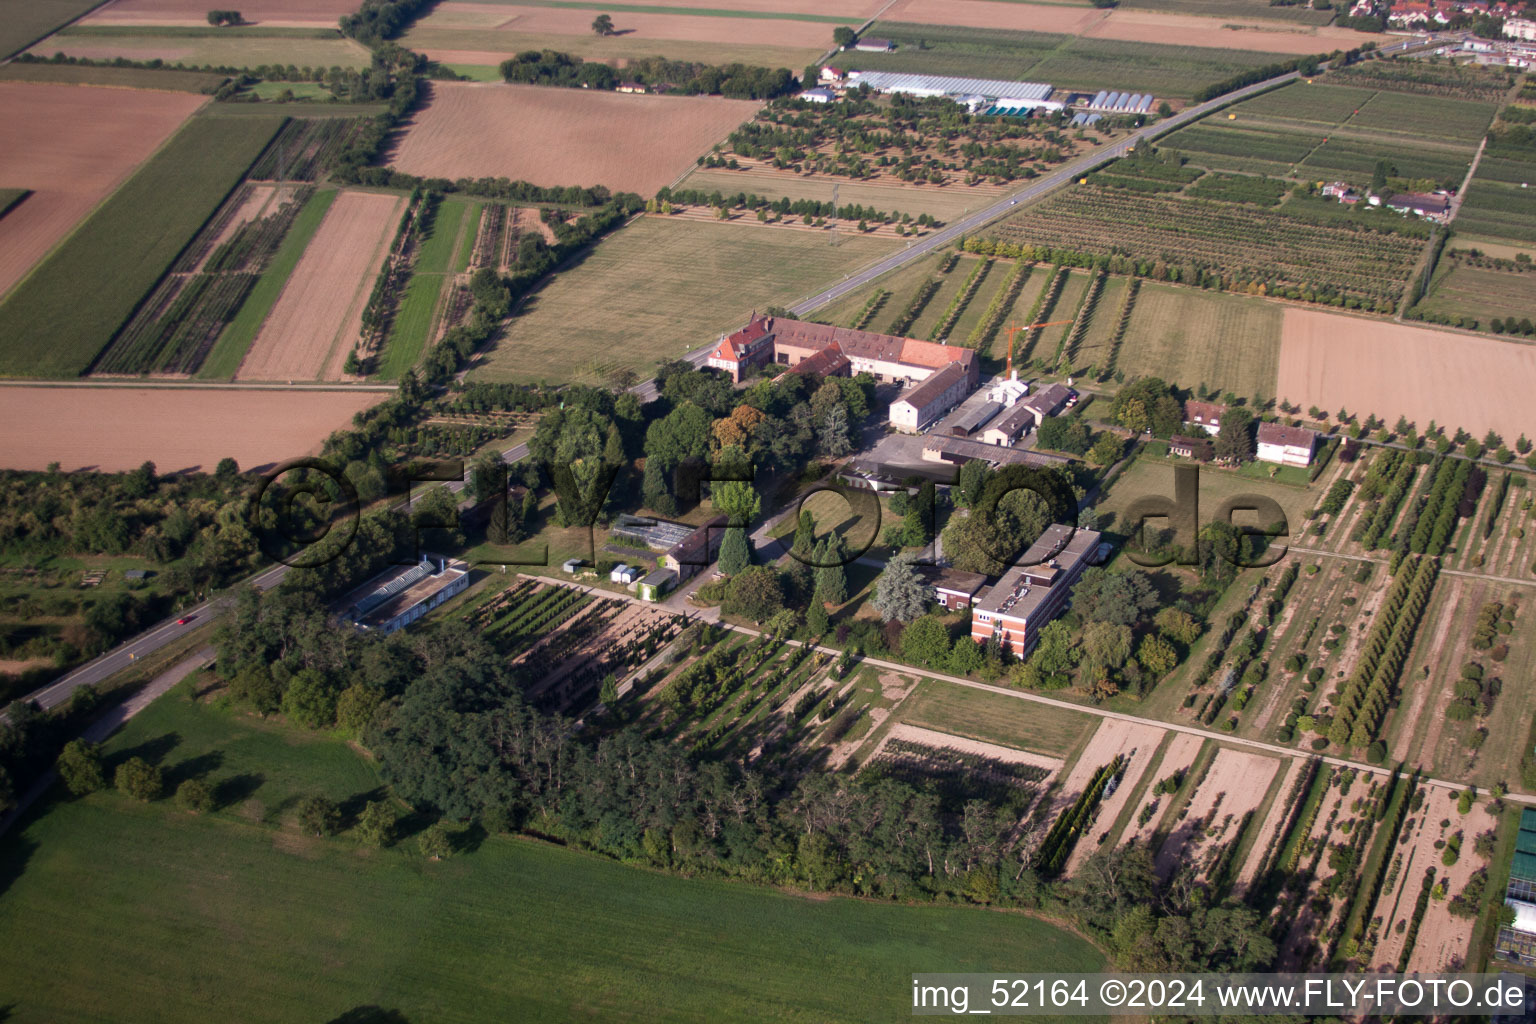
[176,615,193,625]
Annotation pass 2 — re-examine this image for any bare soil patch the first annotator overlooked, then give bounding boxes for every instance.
[0,385,382,473]
[1051,718,1164,839]
[1064,727,1167,875]
[1279,308,1536,442]
[236,190,404,382]
[0,82,205,298]
[1154,747,1279,879]
[81,0,360,28]
[1233,754,1306,892]
[1120,731,1204,850]
[388,82,761,195]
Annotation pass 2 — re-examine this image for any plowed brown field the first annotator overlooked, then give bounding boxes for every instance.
[236,190,404,382]
[388,82,761,194]
[1278,308,1536,441]
[0,386,382,472]
[0,82,205,299]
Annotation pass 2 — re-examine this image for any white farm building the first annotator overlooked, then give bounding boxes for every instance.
[845,71,1063,112]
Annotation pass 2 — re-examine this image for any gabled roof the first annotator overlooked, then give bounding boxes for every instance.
[1256,422,1318,449]
[782,343,849,379]
[1184,399,1226,424]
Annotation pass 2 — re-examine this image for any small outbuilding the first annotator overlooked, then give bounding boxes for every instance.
[637,568,678,602]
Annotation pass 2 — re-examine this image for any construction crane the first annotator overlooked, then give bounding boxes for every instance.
[1004,320,1073,379]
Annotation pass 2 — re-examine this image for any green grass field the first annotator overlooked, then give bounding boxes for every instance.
[1095,455,1321,542]
[1119,0,1336,24]
[0,681,1105,1023]
[0,0,103,59]
[0,60,225,91]
[246,80,334,100]
[454,202,483,273]
[485,0,860,23]
[1116,282,1283,400]
[840,22,1292,98]
[377,198,472,379]
[893,678,1097,757]
[28,33,372,69]
[0,111,286,379]
[199,186,337,380]
[473,217,899,384]
[807,248,948,331]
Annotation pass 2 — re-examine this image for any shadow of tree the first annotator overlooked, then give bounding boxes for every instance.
[213,772,264,810]
[338,787,389,829]
[165,750,224,788]
[325,1009,410,1024]
[107,731,180,769]
[0,834,36,902]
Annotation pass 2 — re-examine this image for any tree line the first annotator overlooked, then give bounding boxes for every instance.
[498,50,798,101]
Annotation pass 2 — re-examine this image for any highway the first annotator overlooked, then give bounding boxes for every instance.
[9,42,1425,715]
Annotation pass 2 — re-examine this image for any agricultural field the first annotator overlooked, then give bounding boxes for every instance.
[389,82,761,196]
[235,190,405,382]
[1456,179,1536,246]
[0,385,384,472]
[400,0,846,72]
[0,108,284,378]
[27,29,372,69]
[0,82,207,303]
[78,0,362,28]
[887,0,1369,45]
[0,0,105,60]
[1115,283,1283,399]
[0,682,1105,1022]
[376,197,478,379]
[1414,257,1536,329]
[676,166,993,224]
[471,216,898,384]
[1277,308,1536,442]
[0,60,225,91]
[831,21,1300,97]
[984,185,1422,312]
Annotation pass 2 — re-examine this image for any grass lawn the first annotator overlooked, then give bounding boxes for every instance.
[454,202,483,272]
[1116,283,1282,401]
[472,216,899,384]
[0,60,225,91]
[402,24,823,73]
[0,0,102,59]
[0,110,286,379]
[1095,456,1321,547]
[247,80,334,101]
[200,186,338,380]
[28,32,372,68]
[893,677,1096,758]
[0,682,1106,1023]
[445,63,503,82]
[807,248,948,332]
[377,197,472,379]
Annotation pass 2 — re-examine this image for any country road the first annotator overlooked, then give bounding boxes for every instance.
[7,39,1426,716]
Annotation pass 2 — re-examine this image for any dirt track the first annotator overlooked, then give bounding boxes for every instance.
[0,82,205,299]
[388,82,762,195]
[0,386,382,472]
[236,190,404,382]
[1279,308,1536,441]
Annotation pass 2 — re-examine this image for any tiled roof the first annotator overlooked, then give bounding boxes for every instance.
[1257,422,1318,449]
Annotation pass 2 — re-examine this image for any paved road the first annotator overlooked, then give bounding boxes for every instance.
[7,43,1427,717]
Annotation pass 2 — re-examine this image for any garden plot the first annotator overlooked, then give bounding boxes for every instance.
[1372,784,1496,972]
[1120,732,1205,850]
[1154,747,1278,880]
[1062,725,1166,876]
[1052,719,1164,821]
[1232,755,1307,892]
[1274,777,1350,969]
[235,190,404,382]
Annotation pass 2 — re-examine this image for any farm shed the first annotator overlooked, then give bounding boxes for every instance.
[637,569,677,602]
[949,400,1002,437]
[341,556,470,635]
